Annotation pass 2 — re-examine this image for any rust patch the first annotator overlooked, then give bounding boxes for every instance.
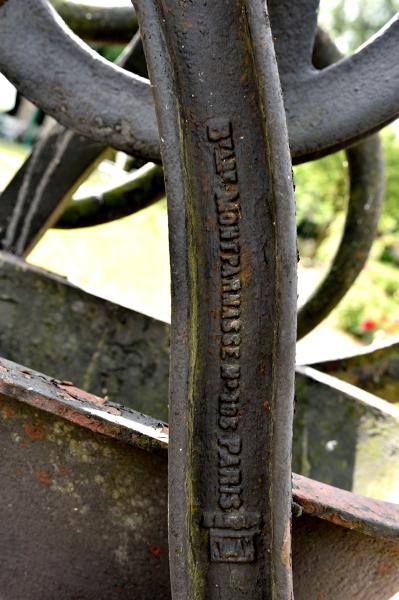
[376,561,395,576]
[35,469,52,486]
[105,406,121,416]
[147,543,163,558]
[57,466,70,477]
[23,423,46,441]
[293,473,399,538]
[57,383,107,406]
[1,405,15,419]
[280,520,292,568]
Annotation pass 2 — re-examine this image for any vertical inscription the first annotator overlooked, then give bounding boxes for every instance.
[204,118,259,563]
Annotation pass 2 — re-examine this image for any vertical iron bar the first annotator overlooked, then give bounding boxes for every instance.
[134,1,297,597]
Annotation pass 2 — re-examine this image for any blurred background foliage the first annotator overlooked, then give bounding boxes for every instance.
[0,0,398,350]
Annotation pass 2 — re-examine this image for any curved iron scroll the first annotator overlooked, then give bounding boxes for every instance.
[1,0,398,162]
[0,0,159,160]
[297,29,384,339]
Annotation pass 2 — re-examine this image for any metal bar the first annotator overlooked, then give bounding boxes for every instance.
[1,1,399,162]
[0,251,170,419]
[312,338,399,403]
[297,135,383,338]
[50,0,138,44]
[135,0,297,597]
[0,0,159,160]
[1,355,399,599]
[0,31,149,256]
[55,162,164,229]
[294,365,399,501]
[297,29,384,338]
[2,352,399,540]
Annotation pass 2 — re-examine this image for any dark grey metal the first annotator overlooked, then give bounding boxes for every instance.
[1,357,399,599]
[135,0,297,597]
[51,0,138,44]
[297,28,384,338]
[0,0,159,161]
[2,251,399,499]
[297,135,383,339]
[0,31,149,256]
[54,162,164,229]
[292,514,399,599]
[0,251,170,420]
[0,2,398,599]
[313,339,399,404]
[294,365,399,498]
[297,28,384,339]
[1,1,398,162]
[0,359,170,600]
[0,24,383,343]
[269,0,399,161]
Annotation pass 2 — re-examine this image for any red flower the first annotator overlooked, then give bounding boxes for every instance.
[361,319,376,331]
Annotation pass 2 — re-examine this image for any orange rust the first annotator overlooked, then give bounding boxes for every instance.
[327,512,353,530]
[257,362,267,376]
[23,423,46,441]
[105,406,121,416]
[57,383,106,406]
[280,520,292,568]
[147,543,163,558]
[57,466,70,477]
[35,469,52,486]
[376,561,395,576]
[1,405,15,419]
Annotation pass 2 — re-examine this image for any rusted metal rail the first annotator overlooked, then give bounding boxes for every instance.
[1,357,399,599]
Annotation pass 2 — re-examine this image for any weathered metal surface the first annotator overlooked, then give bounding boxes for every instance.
[0,252,169,419]
[0,22,384,344]
[0,387,170,600]
[1,251,398,498]
[268,1,399,161]
[293,473,399,539]
[1,1,398,162]
[297,134,383,339]
[1,360,399,599]
[55,162,165,229]
[0,31,148,256]
[135,0,297,597]
[295,365,399,502]
[293,515,399,600]
[0,355,168,451]
[2,250,399,504]
[51,0,138,44]
[0,0,159,161]
[314,338,399,403]
[296,29,384,339]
